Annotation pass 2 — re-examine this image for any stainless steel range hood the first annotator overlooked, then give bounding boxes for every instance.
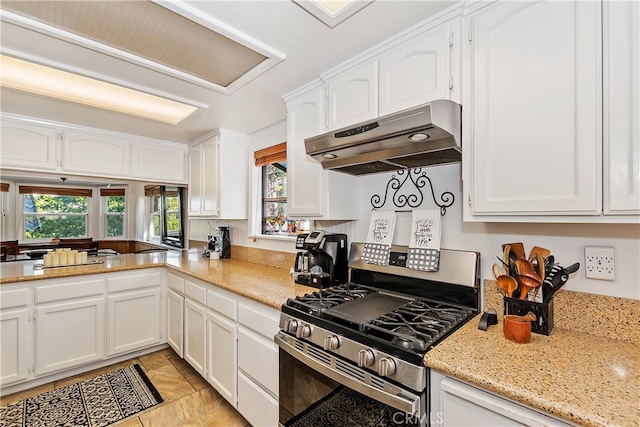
[304,99,461,175]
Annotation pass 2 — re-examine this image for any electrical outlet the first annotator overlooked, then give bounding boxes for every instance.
[584,246,615,281]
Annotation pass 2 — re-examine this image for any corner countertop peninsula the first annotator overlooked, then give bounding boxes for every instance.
[0,249,315,309]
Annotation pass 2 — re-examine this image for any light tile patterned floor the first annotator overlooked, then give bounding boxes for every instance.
[0,348,251,427]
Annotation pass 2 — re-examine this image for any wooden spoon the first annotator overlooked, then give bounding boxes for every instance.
[492,263,502,280]
[497,275,518,298]
[503,242,526,260]
[518,275,542,300]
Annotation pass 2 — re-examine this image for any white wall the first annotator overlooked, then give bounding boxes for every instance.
[354,163,640,300]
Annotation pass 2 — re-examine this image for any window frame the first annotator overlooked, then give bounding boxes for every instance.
[19,185,92,242]
[145,185,185,248]
[100,187,126,239]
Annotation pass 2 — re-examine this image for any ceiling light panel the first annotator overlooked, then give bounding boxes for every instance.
[0,55,198,124]
[0,0,268,87]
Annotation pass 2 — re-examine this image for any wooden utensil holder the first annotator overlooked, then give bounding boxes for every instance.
[503,296,554,335]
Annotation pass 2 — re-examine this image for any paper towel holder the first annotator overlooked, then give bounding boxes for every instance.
[370,168,454,216]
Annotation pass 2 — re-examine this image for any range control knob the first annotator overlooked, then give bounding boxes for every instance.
[286,319,298,334]
[296,324,311,338]
[378,357,397,377]
[323,335,341,351]
[357,349,375,367]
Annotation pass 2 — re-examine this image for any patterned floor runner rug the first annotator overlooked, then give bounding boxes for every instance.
[0,364,163,427]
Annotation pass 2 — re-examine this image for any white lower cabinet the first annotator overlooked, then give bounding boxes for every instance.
[238,371,279,427]
[184,298,206,376]
[237,300,280,427]
[0,284,31,386]
[437,374,574,427]
[167,273,185,358]
[35,297,106,376]
[106,289,162,356]
[206,310,237,405]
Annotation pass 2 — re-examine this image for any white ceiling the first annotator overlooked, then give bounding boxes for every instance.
[0,0,457,144]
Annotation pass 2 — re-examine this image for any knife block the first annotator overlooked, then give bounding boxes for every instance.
[503,296,554,335]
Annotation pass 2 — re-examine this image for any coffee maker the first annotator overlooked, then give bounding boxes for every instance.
[293,231,348,288]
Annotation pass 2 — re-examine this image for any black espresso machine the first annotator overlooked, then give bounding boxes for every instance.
[293,231,348,288]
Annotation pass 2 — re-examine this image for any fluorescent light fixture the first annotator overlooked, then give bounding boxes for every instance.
[0,55,199,125]
[293,0,374,28]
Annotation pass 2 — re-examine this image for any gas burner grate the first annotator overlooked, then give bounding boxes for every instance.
[363,299,475,353]
[286,284,376,315]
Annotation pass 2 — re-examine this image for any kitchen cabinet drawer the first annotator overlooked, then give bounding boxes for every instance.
[238,326,279,396]
[106,270,161,293]
[237,371,279,427]
[206,288,237,321]
[167,272,185,293]
[184,279,206,305]
[238,300,279,338]
[34,278,104,304]
[0,286,29,309]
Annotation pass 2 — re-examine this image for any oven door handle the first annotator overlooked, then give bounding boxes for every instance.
[275,332,422,417]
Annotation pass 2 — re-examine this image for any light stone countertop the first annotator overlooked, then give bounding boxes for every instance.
[0,249,315,309]
[424,309,640,427]
[3,252,639,426]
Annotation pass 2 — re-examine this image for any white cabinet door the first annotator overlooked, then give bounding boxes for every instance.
[604,0,640,214]
[188,143,204,216]
[201,137,220,217]
[464,1,602,216]
[62,130,130,177]
[0,119,59,171]
[440,377,574,427]
[287,86,325,217]
[327,61,378,131]
[184,298,206,375]
[237,371,279,427]
[131,141,187,183]
[286,85,358,219]
[206,310,237,406]
[379,17,460,115]
[167,288,184,358]
[35,297,105,376]
[188,131,248,218]
[0,308,30,386]
[106,288,162,357]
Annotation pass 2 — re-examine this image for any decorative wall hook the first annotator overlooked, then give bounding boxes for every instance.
[370,168,454,215]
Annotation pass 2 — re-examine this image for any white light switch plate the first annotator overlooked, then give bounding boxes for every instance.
[584,246,615,281]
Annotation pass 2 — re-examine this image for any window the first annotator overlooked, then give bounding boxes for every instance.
[19,185,91,240]
[254,142,310,236]
[145,185,185,248]
[101,188,125,238]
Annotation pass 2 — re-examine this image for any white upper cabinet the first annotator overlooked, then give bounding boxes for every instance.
[326,61,378,131]
[603,0,640,214]
[0,115,187,184]
[188,130,249,219]
[0,118,59,171]
[379,16,460,115]
[462,0,605,219]
[324,14,461,133]
[63,130,131,177]
[131,141,187,183]
[285,83,358,219]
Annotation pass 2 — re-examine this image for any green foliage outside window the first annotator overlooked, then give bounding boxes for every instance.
[106,195,125,237]
[24,194,88,239]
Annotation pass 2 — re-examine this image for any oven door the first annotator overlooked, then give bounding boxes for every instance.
[276,332,428,427]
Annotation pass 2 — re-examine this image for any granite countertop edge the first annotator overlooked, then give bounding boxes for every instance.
[424,314,640,427]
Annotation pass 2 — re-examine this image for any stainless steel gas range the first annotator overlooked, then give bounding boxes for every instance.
[275,242,480,427]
